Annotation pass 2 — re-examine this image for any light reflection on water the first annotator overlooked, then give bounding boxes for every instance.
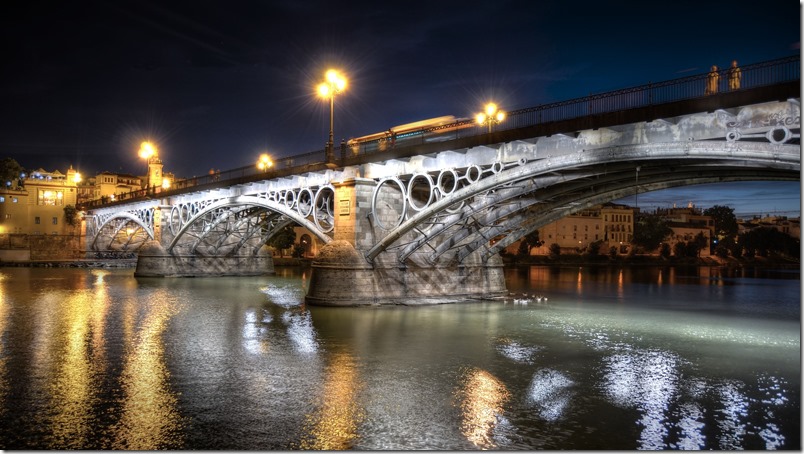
[455,367,511,449]
[0,265,798,450]
[110,289,185,450]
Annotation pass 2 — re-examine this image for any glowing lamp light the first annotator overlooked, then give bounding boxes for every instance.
[73,172,82,184]
[257,153,273,171]
[161,178,171,189]
[317,69,348,164]
[476,102,506,133]
[138,141,156,160]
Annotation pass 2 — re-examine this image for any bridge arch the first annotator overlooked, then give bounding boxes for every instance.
[366,140,799,264]
[89,211,155,252]
[165,194,332,255]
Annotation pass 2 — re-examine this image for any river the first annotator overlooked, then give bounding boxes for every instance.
[0,265,799,450]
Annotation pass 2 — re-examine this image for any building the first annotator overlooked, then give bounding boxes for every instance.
[516,203,637,255]
[740,215,801,239]
[656,204,714,256]
[0,167,81,235]
[89,171,144,202]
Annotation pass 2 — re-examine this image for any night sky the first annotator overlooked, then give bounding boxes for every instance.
[1,0,800,217]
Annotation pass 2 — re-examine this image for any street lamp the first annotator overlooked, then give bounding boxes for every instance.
[257,153,273,172]
[475,102,506,133]
[317,69,347,163]
[138,141,157,187]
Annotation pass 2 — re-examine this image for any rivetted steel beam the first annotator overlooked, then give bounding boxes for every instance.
[167,195,331,253]
[365,140,799,262]
[482,167,799,261]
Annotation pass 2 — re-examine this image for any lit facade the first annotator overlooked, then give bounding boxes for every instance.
[531,203,636,254]
[0,167,80,235]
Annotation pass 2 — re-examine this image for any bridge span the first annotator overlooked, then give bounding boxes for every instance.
[80,56,800,306]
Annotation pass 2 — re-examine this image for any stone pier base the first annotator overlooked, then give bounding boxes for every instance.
[304,240,507,306]
[133,241,274,277]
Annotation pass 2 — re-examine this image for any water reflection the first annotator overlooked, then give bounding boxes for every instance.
[111,291,184,450]
[297,351,364,450]
[0,267,797,450]
[527,369,575,422]
[0,274,9,423]
[602,349,681,449]
[47,292,98,448]
[455,367,511,449]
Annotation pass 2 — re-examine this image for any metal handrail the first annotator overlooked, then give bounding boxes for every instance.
[80,54,799,211]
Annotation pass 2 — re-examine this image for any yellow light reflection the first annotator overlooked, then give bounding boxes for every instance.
[456,367,510,449]
[47,292,97,448]
[297,351,364,450]
[111,294,184,450]
[0,277,8,422]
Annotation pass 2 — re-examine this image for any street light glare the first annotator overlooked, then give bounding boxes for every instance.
[325,69,347,91]
[476,102,505,132]
[257,153,273,171]
[138,141,156,160]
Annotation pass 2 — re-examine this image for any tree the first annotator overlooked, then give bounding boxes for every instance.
[516,230,543,257]
[739,227,800,259]
[268,225,296,257]
[63,205,78,227]
[631,213,672,252]
[704,205,738,240]
[659,243,671,259]
[548,243,561,259]
[587,239,603,257]
[673,241,687,258]
[0,158,23,188]
[686,232,708,257]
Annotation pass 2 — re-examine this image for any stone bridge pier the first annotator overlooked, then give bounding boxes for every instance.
[305,178,507,306]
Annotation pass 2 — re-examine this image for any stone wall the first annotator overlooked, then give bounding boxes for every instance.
[0,234,83,261]
[134,239,275,277]
[305,240,507,306]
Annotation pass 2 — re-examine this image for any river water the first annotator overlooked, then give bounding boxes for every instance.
[0,265,799,450]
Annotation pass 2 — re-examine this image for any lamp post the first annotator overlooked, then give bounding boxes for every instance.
[317,69,347,163]
[257,153,273,172]
[138,141,157,188]
[475,102,506,133]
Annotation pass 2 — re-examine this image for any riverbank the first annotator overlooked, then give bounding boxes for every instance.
[502,253,800,269]
[0,255,796,270]
[0,258,137,268]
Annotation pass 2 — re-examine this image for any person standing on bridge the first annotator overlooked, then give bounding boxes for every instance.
[728,60,742,90]
[705,65,720,95]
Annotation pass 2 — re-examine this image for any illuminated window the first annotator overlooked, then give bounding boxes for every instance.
[38,189,64,206]
[0,196,4,202]
[12,198,17,203]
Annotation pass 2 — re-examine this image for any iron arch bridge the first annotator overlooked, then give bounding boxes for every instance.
[84,98,800,273]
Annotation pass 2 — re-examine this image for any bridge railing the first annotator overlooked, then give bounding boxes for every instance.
[81,148,327,209]
[496,54,800,129]
[81,55,799,211]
